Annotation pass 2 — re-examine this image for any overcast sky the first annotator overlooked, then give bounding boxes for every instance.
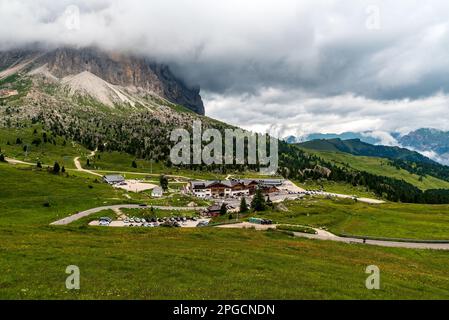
[2,0,449,138]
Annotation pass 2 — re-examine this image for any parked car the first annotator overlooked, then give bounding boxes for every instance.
[196,221,209,227]
[135,218,141,223]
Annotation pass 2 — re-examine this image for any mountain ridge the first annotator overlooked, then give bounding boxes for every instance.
[0,46,205,114]
[297,138,437,164]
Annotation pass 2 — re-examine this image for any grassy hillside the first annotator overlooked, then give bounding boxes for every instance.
[0,163,135,226]
[84,150,277,180]
[298,138,435,164]
[0,126,90,169]
[298,179,381,199]
[259,197,449,240]
[2,226,449,299]
[2,162,449,299]
[302,149,449,191]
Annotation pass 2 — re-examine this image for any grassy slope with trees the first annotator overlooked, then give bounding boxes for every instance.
[300,149,449,191]
[1,162,449,299]
[257,197,449,240]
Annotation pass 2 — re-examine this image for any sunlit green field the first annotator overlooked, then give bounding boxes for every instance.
[302,149,449,190]
[2,225,449,300]
[0,126,89,169]
[0,163,134,226]
[2,159,449,299]
[84,150,280,180]
[257,197,449,240]
[298,179,380,199]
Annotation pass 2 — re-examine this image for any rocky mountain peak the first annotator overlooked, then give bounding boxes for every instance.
[0,46,205,115]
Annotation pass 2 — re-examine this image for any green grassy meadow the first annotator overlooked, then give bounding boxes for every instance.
[257,197,449,240]
[303,149,449,190]
[298,179,380,198]
[85,150,280,180]
[2,225,449,299]
[2,151,449,299]
[0,126,90,169]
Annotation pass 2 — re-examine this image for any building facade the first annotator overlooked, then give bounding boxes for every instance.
[189,179,283,198]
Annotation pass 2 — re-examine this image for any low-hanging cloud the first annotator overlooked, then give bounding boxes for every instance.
[2,0,449,135]
[205,88,449,138]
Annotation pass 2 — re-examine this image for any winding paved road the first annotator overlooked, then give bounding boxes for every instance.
[217,223,449,251]
[50,204,207,225]
[292,228,449,250]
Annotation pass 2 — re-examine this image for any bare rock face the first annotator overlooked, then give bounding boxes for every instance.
[1,47,205,115]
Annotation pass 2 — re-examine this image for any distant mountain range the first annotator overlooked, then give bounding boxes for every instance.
[286,129,449,165]
[297,138,449,184]
[285,132,386,145]
[297,138,437,165]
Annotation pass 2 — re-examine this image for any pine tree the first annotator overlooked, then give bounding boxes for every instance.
[220,203,227,216]
[160,175,169,191]
[239,197,249,213]
[266,195,273,208]
[251,188,266,212]
[53,162,60,174]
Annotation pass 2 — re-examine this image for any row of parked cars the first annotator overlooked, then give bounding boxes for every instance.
[123,216,204,228]
[98,216,209,228]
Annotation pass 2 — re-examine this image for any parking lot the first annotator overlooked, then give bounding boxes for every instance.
[113,179,158,193]
[89,216,211,228]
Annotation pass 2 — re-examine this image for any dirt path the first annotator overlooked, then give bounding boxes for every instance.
[73,150,102,177]
[5,158,35,166]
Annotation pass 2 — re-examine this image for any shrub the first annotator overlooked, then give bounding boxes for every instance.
[52,162,60,174]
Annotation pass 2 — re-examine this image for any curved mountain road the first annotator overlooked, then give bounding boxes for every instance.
[292,228,449,250]
[50,204,208,225]
[217,222,449,251]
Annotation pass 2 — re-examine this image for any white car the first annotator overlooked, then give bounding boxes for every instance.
[99,220,110,226]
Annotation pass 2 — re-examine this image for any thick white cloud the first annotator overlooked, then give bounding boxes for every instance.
[205,89,449,137]
[2,0,449,135]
